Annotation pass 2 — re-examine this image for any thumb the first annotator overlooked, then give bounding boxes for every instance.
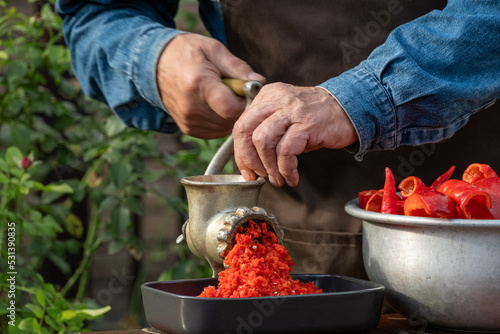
[205,43,266,83]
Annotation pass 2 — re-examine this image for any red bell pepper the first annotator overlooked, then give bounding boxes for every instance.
[358,189,378,210]
[365,189,384,213]
[398,176,427,198]
[382,167,399,214]
[462,163,498,184]
[396,198,405,215]
[437,179,493,219]
[404,191,459,218]
[429,165,455,191]
[470,176,500,219]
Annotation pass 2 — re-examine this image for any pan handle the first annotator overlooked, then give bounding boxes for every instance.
[204,80,262,176]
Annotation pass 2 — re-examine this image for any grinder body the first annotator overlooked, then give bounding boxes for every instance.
[180,175,283,276]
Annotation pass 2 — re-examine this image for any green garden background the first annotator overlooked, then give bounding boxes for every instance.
[0,0,219,332]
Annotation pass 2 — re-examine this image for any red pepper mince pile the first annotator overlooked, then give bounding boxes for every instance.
[359,163,500,219]
[198,220,322,298]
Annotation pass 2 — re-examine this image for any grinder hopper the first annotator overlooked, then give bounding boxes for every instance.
[176,80,285,277]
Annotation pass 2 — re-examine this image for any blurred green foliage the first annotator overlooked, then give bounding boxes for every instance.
[0,0,224,332]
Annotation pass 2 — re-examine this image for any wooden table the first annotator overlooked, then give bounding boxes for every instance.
[85,314,468,334]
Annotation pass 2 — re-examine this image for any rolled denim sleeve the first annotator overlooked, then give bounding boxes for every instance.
[56,0,224,133]
[319,0,500,160]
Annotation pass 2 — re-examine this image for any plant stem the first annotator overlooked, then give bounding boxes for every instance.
[76,270,89,301]
[61,201,101,297]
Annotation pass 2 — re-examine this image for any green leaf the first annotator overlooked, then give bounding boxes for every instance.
[43,282,56,296]
[60,309,77,322]
[36,288,47,308]
[28,209,43,222]
[5,146,23,166]
[110,162,133,189]
[45,307,61,322]
[10,123,32,154]
[93,144,110,158]
[43,314,60,331]
[5,60,28,85]
[124,197,144,216]
[40,3,61,30]
[19,186,30,195]
[40,137,58,152]
[48,253,71,275]
[76,305,111,318]
[0,172,9,183]
[0,158,9,172]
[43,215,64,234]
[31,181,45,191]
[108,238,125,255]
[109,205,130,235]
[32,220,61,239]
[65,214,84,238]
[25,303,44,319]
[157,270,173,281]
[142,168,166,182]
[104,116,127,137]
[18,317,41,332]
[98,195,120,213]
[27,238,51,256]
[41,190,65,205]
[64,239,81,254]
[8,321,22,334]
[43,183,73,193]
[9,167,22,178]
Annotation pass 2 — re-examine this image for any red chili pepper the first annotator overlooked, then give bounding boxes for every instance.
[462,163,498,184]
[365,189,384,213]
[437,179,492,219]
[382,167,398,214]
[404,191,459,218]
[398,176,427,198]
[358,189,378,210]
[471,176,500,219]
[429,165,455,191]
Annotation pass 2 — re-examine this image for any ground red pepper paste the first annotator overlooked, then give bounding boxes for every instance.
[198,220,322,298]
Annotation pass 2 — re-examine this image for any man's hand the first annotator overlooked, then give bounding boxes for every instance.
[233,83,358,187]
[157,33,265,139]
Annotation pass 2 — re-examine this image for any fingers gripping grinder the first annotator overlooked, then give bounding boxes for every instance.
[176,80,284,277]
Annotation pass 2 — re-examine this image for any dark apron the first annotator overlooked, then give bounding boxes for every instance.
[220,0,499,278]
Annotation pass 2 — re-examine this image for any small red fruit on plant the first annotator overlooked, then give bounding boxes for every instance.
[21,157,32,169]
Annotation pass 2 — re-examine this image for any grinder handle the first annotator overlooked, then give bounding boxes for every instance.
[222,78,246,97]
[204,80,263,176]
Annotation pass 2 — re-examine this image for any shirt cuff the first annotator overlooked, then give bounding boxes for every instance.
[318,66,397,160]
[131,26,185,112]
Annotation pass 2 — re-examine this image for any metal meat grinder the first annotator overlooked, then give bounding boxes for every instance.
[176,80,285,277]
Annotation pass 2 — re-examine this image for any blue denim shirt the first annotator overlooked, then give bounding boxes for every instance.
[56,0,500,159]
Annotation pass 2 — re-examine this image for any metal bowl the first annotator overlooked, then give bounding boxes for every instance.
[345,198,500,332]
